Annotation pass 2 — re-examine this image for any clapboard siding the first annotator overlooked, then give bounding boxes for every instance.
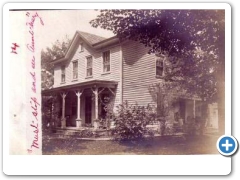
[122,40,164,106]
[53,38,121,110]
[54,38,164,108]
[54,40,121,87]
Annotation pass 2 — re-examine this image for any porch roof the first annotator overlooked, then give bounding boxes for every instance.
[42,80,118,95]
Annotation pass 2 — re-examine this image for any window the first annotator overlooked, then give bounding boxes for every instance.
[61,65,65,83]
[72,61,78,79]
[103,51,110,72]
[86,56,93,77]
[156,57,164,77]
[80,43,84,52]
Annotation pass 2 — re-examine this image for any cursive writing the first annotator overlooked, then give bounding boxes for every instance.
[30,97,40,121]
[27,97,40,153]
[26,12,44,53]
[26,12,44,154]
[30,72,36,93]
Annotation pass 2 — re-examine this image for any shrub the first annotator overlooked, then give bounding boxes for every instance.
[113,101,157,141]
[159,119,166,136]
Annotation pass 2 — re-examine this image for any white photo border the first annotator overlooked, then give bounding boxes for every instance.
[3,2,231,175]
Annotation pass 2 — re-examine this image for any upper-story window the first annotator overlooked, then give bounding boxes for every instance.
[80,43,84,52]
[61,65,65,83]
[86,56,93,77]
[103,51,110,73]
[72,61,78,79]
[156,56,164,77]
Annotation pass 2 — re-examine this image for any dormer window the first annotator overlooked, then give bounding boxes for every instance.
[72,61,78,79]
[156,55,164,77]
[61,65,65,83]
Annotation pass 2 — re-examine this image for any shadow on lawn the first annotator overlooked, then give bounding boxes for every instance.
[118,135,186,147]
[42,134,218,155]
[116,135,218,155]
[43,138,88,154]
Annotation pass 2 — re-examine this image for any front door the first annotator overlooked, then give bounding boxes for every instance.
[85,96,92,124]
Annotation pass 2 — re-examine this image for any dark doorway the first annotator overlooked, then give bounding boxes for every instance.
[85,96,92,124]
[179,99,186,123]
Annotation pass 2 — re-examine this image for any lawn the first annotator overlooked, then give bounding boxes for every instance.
[42,134,219,155]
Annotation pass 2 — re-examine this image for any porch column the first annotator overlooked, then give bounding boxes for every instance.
[60,92,67,128]
[95,88,99,120]
[50,101,54,128]
[92,87,99,129]
[193,99,196,119]
[75,90,83,128]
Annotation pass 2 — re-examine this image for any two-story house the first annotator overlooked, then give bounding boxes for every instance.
[42,31,219,130]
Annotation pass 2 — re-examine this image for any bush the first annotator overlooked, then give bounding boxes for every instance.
[113,101,157,141]
[159,119,166,136]
[182,116,206,135]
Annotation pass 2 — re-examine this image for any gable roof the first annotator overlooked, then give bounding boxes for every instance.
[51,31,119,64]
[77,31,107,45]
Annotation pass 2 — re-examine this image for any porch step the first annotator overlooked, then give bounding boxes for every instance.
[51,128,113,138]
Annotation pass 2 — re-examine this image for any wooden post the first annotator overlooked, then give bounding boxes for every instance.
[91,87,99,129]
[60,92,67,128]
[95,88,99,120]
[75,90,83,128]
[193,99,196,119]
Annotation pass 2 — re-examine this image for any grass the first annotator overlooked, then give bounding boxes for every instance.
[42,134,219,155]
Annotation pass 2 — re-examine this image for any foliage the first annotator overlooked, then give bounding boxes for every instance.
[41,35,71,131]
[149,82,181,116]
[113,101,157,141]
[90,9,225,133]
[79,130,94,138]
[42,95,61,130]
[41,35,71,90]
[148,82,181,135]
[183,116,205,135]
[98,91,116,129]
[90,10,224,102]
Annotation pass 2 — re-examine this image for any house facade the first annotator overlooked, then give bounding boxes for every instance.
[42,31,218,130]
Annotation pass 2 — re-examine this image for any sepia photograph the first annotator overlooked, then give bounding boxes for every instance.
[5,1,236,175]
[40,9,225,155]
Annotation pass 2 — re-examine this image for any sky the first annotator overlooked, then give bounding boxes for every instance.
[35,10,114,50]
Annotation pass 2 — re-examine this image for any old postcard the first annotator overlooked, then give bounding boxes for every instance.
[3,3,232,175]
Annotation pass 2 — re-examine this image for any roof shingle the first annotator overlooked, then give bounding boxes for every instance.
[77,31,107,45]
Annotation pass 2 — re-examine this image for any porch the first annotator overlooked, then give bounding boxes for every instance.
[42,80,118,130]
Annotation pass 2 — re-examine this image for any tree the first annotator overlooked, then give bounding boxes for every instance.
[148,82,180,135]
[41,35,71,129]
[90,10,225,134]
[41,35,71,90]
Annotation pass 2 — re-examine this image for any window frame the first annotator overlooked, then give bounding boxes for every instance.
[102,50,111,74]
[61,65,66,83]
[86,56,93,77]
[155,55,165,78]
[72,60,78,80]
[79,43,84,52]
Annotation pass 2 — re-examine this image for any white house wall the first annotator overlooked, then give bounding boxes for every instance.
[122,40,164,106]
[53,38,121,112]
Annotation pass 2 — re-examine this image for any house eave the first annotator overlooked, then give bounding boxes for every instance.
[50,32,120,65]
[42,80,118,95]
[92,36,119,49]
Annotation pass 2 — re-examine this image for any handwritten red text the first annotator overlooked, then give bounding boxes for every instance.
[11,43,19,54]
[26,12,44,154]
